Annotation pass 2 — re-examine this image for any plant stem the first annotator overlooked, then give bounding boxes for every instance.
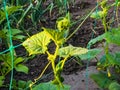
[29,61,51,89]
[4,69,11,76]
[51,44,64,86]
[53,44,59,74]
[102,16,109,63]
[66,5,98,41]
[51,61,56,75]
[56,75,63,87]
[102,17,107,33]
[61,56,69,69]
[46,43,62,86]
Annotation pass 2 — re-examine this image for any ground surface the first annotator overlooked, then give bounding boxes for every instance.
[1,0,120,90]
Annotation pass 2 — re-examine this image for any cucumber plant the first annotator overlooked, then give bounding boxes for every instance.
[88,0,120,89]
[22,13,88,90]
[0,52,29,88]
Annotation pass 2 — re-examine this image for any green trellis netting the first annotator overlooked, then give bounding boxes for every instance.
[0,0,97,90]
[0,0,118,90]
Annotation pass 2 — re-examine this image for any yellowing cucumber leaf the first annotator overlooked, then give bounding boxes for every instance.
[22,31,51,55]
[58,45,88,57]
[105,28,120,46]
[57,17,70,31]
[43,27,65,45]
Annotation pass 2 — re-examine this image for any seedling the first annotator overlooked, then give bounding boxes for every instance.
[22,13,88,89]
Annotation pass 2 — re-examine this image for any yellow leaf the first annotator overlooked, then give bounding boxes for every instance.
[22,31,51,55]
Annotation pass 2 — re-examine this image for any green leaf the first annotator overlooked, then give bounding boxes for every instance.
[15,64,28,74]
[105,28,120,46]
[97,55,107,68]
[90,11,104,19]
[106,53,116,65]
[88,34,105,46]
[0,53,28,75]
[0,6,21,24]
[16,80,32,90]
[25,80,32,88]
[58,45,88,57]
[33,81,70,90]
[13,35,26,40]
[18,80,32,89]
[109,82,120,90]
[114,52,120,65]
[98,52,120,67]
[22,31,51,55]
[2,29,23,35]
[0,29,25,40]
[14,57,24,65]
[106,52,120,66]
[18,80,27,89]
[12,79,32,89]
[11,29,23,35]
[0,76,5,87]
[0,30,6,38]
[90,72,113,89]
[0,53,11,65]
[43,27,65,45]
[78,49,102,60]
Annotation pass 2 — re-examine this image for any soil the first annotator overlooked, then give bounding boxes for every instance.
[1,0,119,90]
